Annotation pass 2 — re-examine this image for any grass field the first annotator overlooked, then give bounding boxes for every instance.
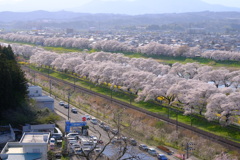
[30,66,240,143]
[123,52,240,68]
[44,46,83,53]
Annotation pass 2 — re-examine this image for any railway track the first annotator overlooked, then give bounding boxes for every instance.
[22,66,240,151]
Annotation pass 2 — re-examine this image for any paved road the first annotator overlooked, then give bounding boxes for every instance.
[44,91,179,160]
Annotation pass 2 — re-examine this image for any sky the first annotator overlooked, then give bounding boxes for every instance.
[0,0,239,12]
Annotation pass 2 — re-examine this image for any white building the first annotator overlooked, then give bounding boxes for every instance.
[27,86,42,97]
[0,132,50,160]
[28,85,54,111]
[32,96,54,111]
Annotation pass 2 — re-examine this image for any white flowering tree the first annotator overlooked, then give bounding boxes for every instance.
[205,92,240,125]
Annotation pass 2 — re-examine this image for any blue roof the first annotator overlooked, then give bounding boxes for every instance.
[4,153,41,160]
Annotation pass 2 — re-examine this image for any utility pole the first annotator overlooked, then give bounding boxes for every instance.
[48,67,50,79]
[49,79,52,97]
[89,82,92,90]
[67,92,72,120]
[185,142,195,159]
[168,107,170,118]
[176,111,178,132]
[33,72,36,85]
[191,107,193,126]
[73,77,75,91]
[111,89,112,103]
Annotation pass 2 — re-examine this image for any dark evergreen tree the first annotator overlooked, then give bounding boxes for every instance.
[0,45,28,114]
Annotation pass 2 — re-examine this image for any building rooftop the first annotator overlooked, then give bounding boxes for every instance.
[5,147,23,154]
[32,96,54,102]
[2,153,41,160]
[28,86,42,89]
[20,132,49,144]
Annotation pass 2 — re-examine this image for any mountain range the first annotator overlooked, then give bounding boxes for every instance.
[69,0,240,15]
[0,0,239,23]
[0,10,240,33]
[0,0,240,32]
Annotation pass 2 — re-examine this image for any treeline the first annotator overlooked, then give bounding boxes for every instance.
[2,33,240,62]
[0,45,28,116]
[28,50,240,125]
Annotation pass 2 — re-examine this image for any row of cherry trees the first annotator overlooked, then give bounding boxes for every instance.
[1,33,240,61]
[25,48,240,125]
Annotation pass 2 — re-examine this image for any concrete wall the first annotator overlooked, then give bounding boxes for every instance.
[35,101,54,111]
[23,144,48,154]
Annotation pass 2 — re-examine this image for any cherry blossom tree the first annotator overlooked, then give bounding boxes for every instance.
[169,62,200,79]
[136,74,182,105]
[167,79,219,115]
[205,92,240,125]
[214,152,238,160]
[232,75,240,89]
[62,57,84,73]
[30,51,58,67]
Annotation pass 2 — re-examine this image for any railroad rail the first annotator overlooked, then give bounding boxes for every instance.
[22,66,240,151]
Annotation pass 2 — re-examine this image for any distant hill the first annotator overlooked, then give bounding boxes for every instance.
[0,10,85,22]
[0,11,240,33]
[70,0,240,15]
[0,10,240,23]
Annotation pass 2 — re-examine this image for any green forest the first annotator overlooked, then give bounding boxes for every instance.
[0,45,27,111]
[0,45,28,124]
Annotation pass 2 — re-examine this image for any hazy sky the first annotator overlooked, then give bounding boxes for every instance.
[0,0,239,12]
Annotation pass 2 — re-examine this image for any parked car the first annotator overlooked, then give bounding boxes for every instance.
[157,154,168,160]
[111,137,122,145]
[121,136,127,142]
[49,142,55,150]
[74,148,83,155]
[70,143,81,150]
[111,129,119,135]
[71,108,78,113]
[55,153,62,159]
[54,127,63,135]
[64,104,69,109]
[94,147,102,155]
[85,114,91,120]
[50,137,55,144]
[103,125,110,131]
[98,121,105,128]
[129,138,137,146]
[148,148,158,156]
[91,118,98,124]
[68,138,78,145]
[51,133,62,140]
[139,144,148,151]
[82,147,92,155]
[49,138,56,150]
[66,133,79,139]
[59,101,64,106]
[157,145,174,155]
[97,139,103,144]
[90,136,98,144]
